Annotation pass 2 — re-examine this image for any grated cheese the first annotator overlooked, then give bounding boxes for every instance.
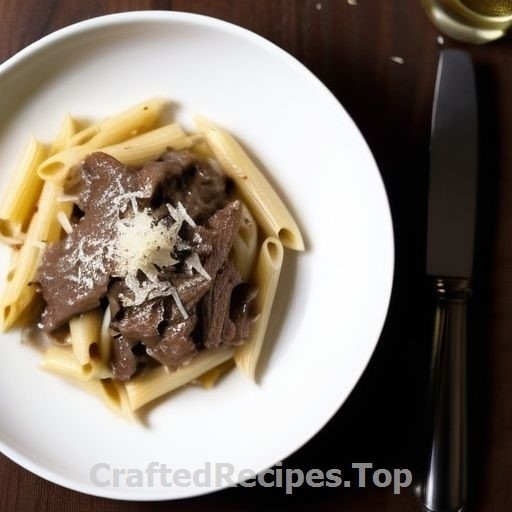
[57,211,73,234]
[185,252,210,280]
[115,207,178,278]
[166,202,196,228]
[113,201,205,317]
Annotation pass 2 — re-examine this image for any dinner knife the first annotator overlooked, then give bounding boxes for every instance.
[420,50,478,512]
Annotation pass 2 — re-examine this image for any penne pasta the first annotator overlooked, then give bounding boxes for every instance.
[230,203,258,281]
[41,343,91,380]
[41,344,131,417]
[1,181,72,331]
[72,97,167,147]
[49,115,82,155]
[196,116,304,251]
[125,347,235,410]
[69,309,103,366]
[235,237,284,380]
[41,343,110,381]
[78,378,133,418]
[38,98,167,182]
[0,137,47,236]
[197,359,235,389]
[37,124,196,186]
[100,124,200,167]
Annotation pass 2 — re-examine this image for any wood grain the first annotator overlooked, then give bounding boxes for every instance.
[1,1,512,510]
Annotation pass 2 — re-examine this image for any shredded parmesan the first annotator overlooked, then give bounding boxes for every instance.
[57,211,73,234]
[30,239,47,251]
[171,289,188,320]
[100,306,112,347]
[166,202,196,228]
[113,201,206,318]
[115,207,177,278]
[185,252,210,280]
[57,194,79,203]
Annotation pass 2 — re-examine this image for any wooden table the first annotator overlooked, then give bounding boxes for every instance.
[1,1,511,511]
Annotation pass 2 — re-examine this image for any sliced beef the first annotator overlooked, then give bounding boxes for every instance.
[39,153,140,330]
[201,261,241,349]
[195,200,242,276]
[111,335,140,381]
[37,149,257,381]
[172,273,211,308]
[137,151,227,224]
[144,310,198,369]
[231,284,259,342]
[113,298,165,345]
[75,152,140,214]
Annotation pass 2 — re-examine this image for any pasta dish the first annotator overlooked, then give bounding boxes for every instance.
[0,99,303,417]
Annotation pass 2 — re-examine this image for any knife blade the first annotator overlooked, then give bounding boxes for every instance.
[426,50,478,278]
[420,49,478,512]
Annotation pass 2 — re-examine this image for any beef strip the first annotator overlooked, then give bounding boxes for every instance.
[144,309,198,369]
[137,151,227,224]
[111,335,140,381]
[113,298,165,345]
[194,200,243,276]
[230,284,259,343]
[201,261,241,349]
[39,153,141,330]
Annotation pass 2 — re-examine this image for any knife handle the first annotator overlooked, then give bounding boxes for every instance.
[421,277,470,512]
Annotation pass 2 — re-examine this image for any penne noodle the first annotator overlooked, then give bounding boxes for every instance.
[37,124,194,186]
[38,98,167,182]
[0,137,47,236]
[79,378,133,418]
[195,116,304,251]
[197,359,235,389]
[49,115,82,155]
[0,242,41,331]
[42,345,131,417]
[69,309,103,366]
[1,181,72,331]
[100,125,200,167]
[41,343,91,380]
[125,347,235,410]
[230,203,258,281]
[71,97,167,147]
[235,237,284,380]
[191,140,215,160]
[41,343,110,381]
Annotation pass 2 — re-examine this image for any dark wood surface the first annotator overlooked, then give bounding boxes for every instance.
[1,1,511,511]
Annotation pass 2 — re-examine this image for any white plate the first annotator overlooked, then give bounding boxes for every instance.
[0,11,393,500]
